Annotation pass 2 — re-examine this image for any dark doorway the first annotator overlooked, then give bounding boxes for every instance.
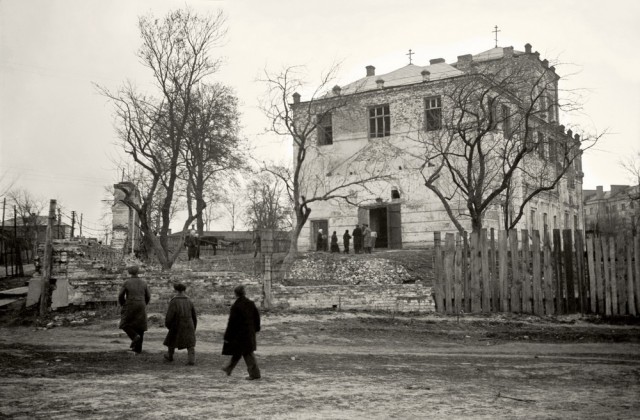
[310,220,328,251]
[369,207,388,248]
[388,203,402,249]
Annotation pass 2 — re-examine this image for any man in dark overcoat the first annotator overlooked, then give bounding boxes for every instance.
[352,224,363,254]
[118,266,150,354]
[343,229,352,254]
[163,283,198,365]
[221,285,261,380]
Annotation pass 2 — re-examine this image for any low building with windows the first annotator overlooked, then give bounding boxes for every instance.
[584,184,639,234]
[292,43,584,251]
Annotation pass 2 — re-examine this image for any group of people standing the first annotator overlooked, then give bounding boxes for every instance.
[318,223,376,254]
[118,266,261,380]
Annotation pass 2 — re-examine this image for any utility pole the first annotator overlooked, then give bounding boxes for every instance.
[40,199,56,316]
[79,213,83,238]
[2,197,6,277]
[57,209,62,239]
[12,206,17,276]
[71,211,76,238]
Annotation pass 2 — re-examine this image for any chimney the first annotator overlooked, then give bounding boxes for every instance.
[525,43,532,54]
[430,58,445,65]
[421,69,431,82]
[596,186,603,200]
[534,51,540,60]
[542,59,549,68]
[559,124,565,135]
[574,133,580,142]
[456,54,473,70]
[292,92,300,104]
[566,128,573,138]
[503,46,514,58]
[332,85,342,95]
[366,65,376,77]
[376,78,385,89]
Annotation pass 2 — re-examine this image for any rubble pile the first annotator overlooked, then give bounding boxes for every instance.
[287,254,414,285]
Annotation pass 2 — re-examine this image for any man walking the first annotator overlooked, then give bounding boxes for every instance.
[221,285,262,380]
[118,266,150,354]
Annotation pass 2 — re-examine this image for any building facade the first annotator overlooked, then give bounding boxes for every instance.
[584,185,639,234]
[293,43,584,251]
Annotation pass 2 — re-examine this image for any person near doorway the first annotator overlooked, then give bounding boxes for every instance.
[118,265,150,354]
[221,285,261,380]
[185,229,199,261]
[343,229,351,254]
[330,231,340,253]
[352,225,363,254]
[370,230,377,252]
[163,283,197,365]
[316,229,324,252]
[363,224,372,254]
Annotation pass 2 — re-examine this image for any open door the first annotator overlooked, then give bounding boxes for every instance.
[388,203,402,249]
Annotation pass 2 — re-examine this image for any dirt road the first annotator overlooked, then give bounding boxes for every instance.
[1,311,639,419]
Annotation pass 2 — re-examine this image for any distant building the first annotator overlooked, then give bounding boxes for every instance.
[583,185,639,234]
[1,215,72,243]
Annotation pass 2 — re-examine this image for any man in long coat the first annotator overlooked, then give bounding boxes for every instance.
[221,285,261,380]
[163,283,198,365]
[343,230,351,254]
[352,225,363,254]
[118,266,150,354]
[362,224,372,254]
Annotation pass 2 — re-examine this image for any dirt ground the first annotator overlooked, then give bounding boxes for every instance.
[1,310,639,419]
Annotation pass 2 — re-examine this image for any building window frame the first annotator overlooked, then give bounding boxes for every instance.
[368,104,390,138]
[425,96,442,131]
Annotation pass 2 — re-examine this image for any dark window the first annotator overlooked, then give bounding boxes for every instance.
[391,189,400,199]
[369,105,390,138]
[317,113,333,146]
[425,96,442,131]
[537,132,545,159]
[501,105,511,137]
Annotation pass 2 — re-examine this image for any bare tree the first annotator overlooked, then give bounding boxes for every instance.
[182,82,245,234]
[245,172,291,231]
[7,188,47,257]
[259,65,392,266]
[416,54,600,233]
[98,8,226,269]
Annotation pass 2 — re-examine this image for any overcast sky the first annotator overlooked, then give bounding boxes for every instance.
[1,0,639,236]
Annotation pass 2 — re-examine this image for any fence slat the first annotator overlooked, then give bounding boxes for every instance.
[509,231,521,313]
[490,229,499,312]
[609,236,618,316]
[462,231,470,313]
[563,229,575,313]
[481,229,490,313]
[532,230,543,315]
[586,235,597,313]
[627,238,636,316]
[521,229,531,313]
[499,230,508,312]
[470,231,482,313]
[574,230,586,314]
[595,236,605,315]
[635,235,640,317]
[617,238,627,315]
[444,233,455,314]
[543,229,554,315]
[454,234,463,315]
[602,237,612,316]
[433,232,444,314]
[553,229,563,314]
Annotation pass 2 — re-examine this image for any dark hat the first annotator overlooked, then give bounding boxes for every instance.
[127,265,139,276]
[234,284,246,297]
[173,283,187,292]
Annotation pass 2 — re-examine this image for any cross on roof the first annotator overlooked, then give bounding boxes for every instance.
[493,25,501,48]
[406,49,414,64]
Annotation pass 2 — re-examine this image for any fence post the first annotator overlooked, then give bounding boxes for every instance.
[444,233,455,314]
[454,233,463,315]
[521,229,531,313]
[634,235,640,317]
[553,229,564,314]
[602,237,612,316]
[261,229,274,309]
[563,229,576,313]
[586,234,597,313]
[40,199,56,317]
[480,229,490,313]
[463,231,470,313]
[543,229,554,315]
[490,228,499,312]
[574,230,586,314]
[627,237,636,316]
[609,236,619,316]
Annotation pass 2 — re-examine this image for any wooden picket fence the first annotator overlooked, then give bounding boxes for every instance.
[433,229,640,317]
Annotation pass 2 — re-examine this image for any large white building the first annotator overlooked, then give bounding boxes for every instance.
[293,43,584,251]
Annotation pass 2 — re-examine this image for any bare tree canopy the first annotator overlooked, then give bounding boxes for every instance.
[97,8,227,269]
[415,53,601,232]
[245,172,291,231]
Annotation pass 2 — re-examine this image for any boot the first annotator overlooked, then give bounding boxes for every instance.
[186,347,195,365]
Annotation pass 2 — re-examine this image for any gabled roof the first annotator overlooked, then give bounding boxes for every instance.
[471,47,525,62]
[339,62,463,95]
